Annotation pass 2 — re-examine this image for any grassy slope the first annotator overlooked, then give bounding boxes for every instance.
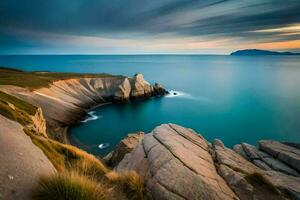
[28,133,146,200]
[0,91,37,125]
[0,67,121,90]
[0,67,146,200]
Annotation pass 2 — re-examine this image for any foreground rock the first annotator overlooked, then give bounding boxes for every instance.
[115,124,300,200]
[259,140,300,173]
[105,132,145,167]
[116,124,237,200]
[0,115,56,200]
[0,74,167,141]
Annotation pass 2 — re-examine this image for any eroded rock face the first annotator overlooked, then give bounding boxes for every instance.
[116,124,237,200]
[0,74,166,141]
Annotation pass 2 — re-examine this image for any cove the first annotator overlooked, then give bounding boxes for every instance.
[1,55,300,156]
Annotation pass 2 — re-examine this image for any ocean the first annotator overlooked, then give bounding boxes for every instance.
[1,55,300,156]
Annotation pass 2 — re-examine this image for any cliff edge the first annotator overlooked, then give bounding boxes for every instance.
[0,73,167,141]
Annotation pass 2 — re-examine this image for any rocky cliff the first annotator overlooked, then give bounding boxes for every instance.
[112,124,300,200]
[0,115,56,200]
[0,74,167,141]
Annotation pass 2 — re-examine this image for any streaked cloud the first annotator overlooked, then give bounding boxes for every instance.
[0,0,300,54]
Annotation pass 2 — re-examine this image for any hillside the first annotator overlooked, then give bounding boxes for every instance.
[230,49,300,56]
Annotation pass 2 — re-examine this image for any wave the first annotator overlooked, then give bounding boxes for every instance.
[166,90,209,102]
[81,111,102,123]
[98,143,110,149]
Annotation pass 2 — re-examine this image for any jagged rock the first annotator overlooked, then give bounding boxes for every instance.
[108,132,144,167]
[117,124,237,200]
[259,140,300,172]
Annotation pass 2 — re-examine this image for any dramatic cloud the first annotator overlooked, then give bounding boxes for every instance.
[0,0,300,54]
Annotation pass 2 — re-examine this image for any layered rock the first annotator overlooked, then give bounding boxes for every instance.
[232,141,300,199]
[115,124,300,200]
[0,74,167,141]
[116,124,237,200]
[259,140,300,173]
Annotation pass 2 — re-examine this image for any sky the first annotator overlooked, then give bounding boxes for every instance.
[0,0,300,54]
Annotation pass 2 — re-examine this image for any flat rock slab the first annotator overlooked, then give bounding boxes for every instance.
[117,124,237,200]
[0,115,56,200]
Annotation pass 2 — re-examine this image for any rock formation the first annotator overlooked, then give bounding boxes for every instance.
[0,74,167,141]
[115,124,237,200]
[0,115,56,200]
[114,124,300,200]
[105,132,145,167]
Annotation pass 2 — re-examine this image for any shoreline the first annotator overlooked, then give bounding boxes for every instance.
[66,102,112,145]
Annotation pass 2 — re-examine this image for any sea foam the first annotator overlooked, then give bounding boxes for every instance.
[81,111,102,123]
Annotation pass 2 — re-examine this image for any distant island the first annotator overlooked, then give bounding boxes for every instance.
[231,49,300,56]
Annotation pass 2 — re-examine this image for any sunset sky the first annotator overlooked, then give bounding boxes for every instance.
[1,0,300,54]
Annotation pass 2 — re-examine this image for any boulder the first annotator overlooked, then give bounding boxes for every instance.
[117,124,237,200]
[108,132,144,167]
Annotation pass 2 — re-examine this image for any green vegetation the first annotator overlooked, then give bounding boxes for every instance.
[0,67,120,90]
[0,91,36,115]
[0,91,37,125]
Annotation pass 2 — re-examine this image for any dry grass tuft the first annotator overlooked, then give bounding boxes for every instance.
[29,134,108,174]
[32,171,108,200]
[106,170,146,200]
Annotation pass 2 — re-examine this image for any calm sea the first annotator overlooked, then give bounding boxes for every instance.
[1,55,300,156]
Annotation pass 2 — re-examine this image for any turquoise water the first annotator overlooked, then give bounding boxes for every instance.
[1,55,300,155]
